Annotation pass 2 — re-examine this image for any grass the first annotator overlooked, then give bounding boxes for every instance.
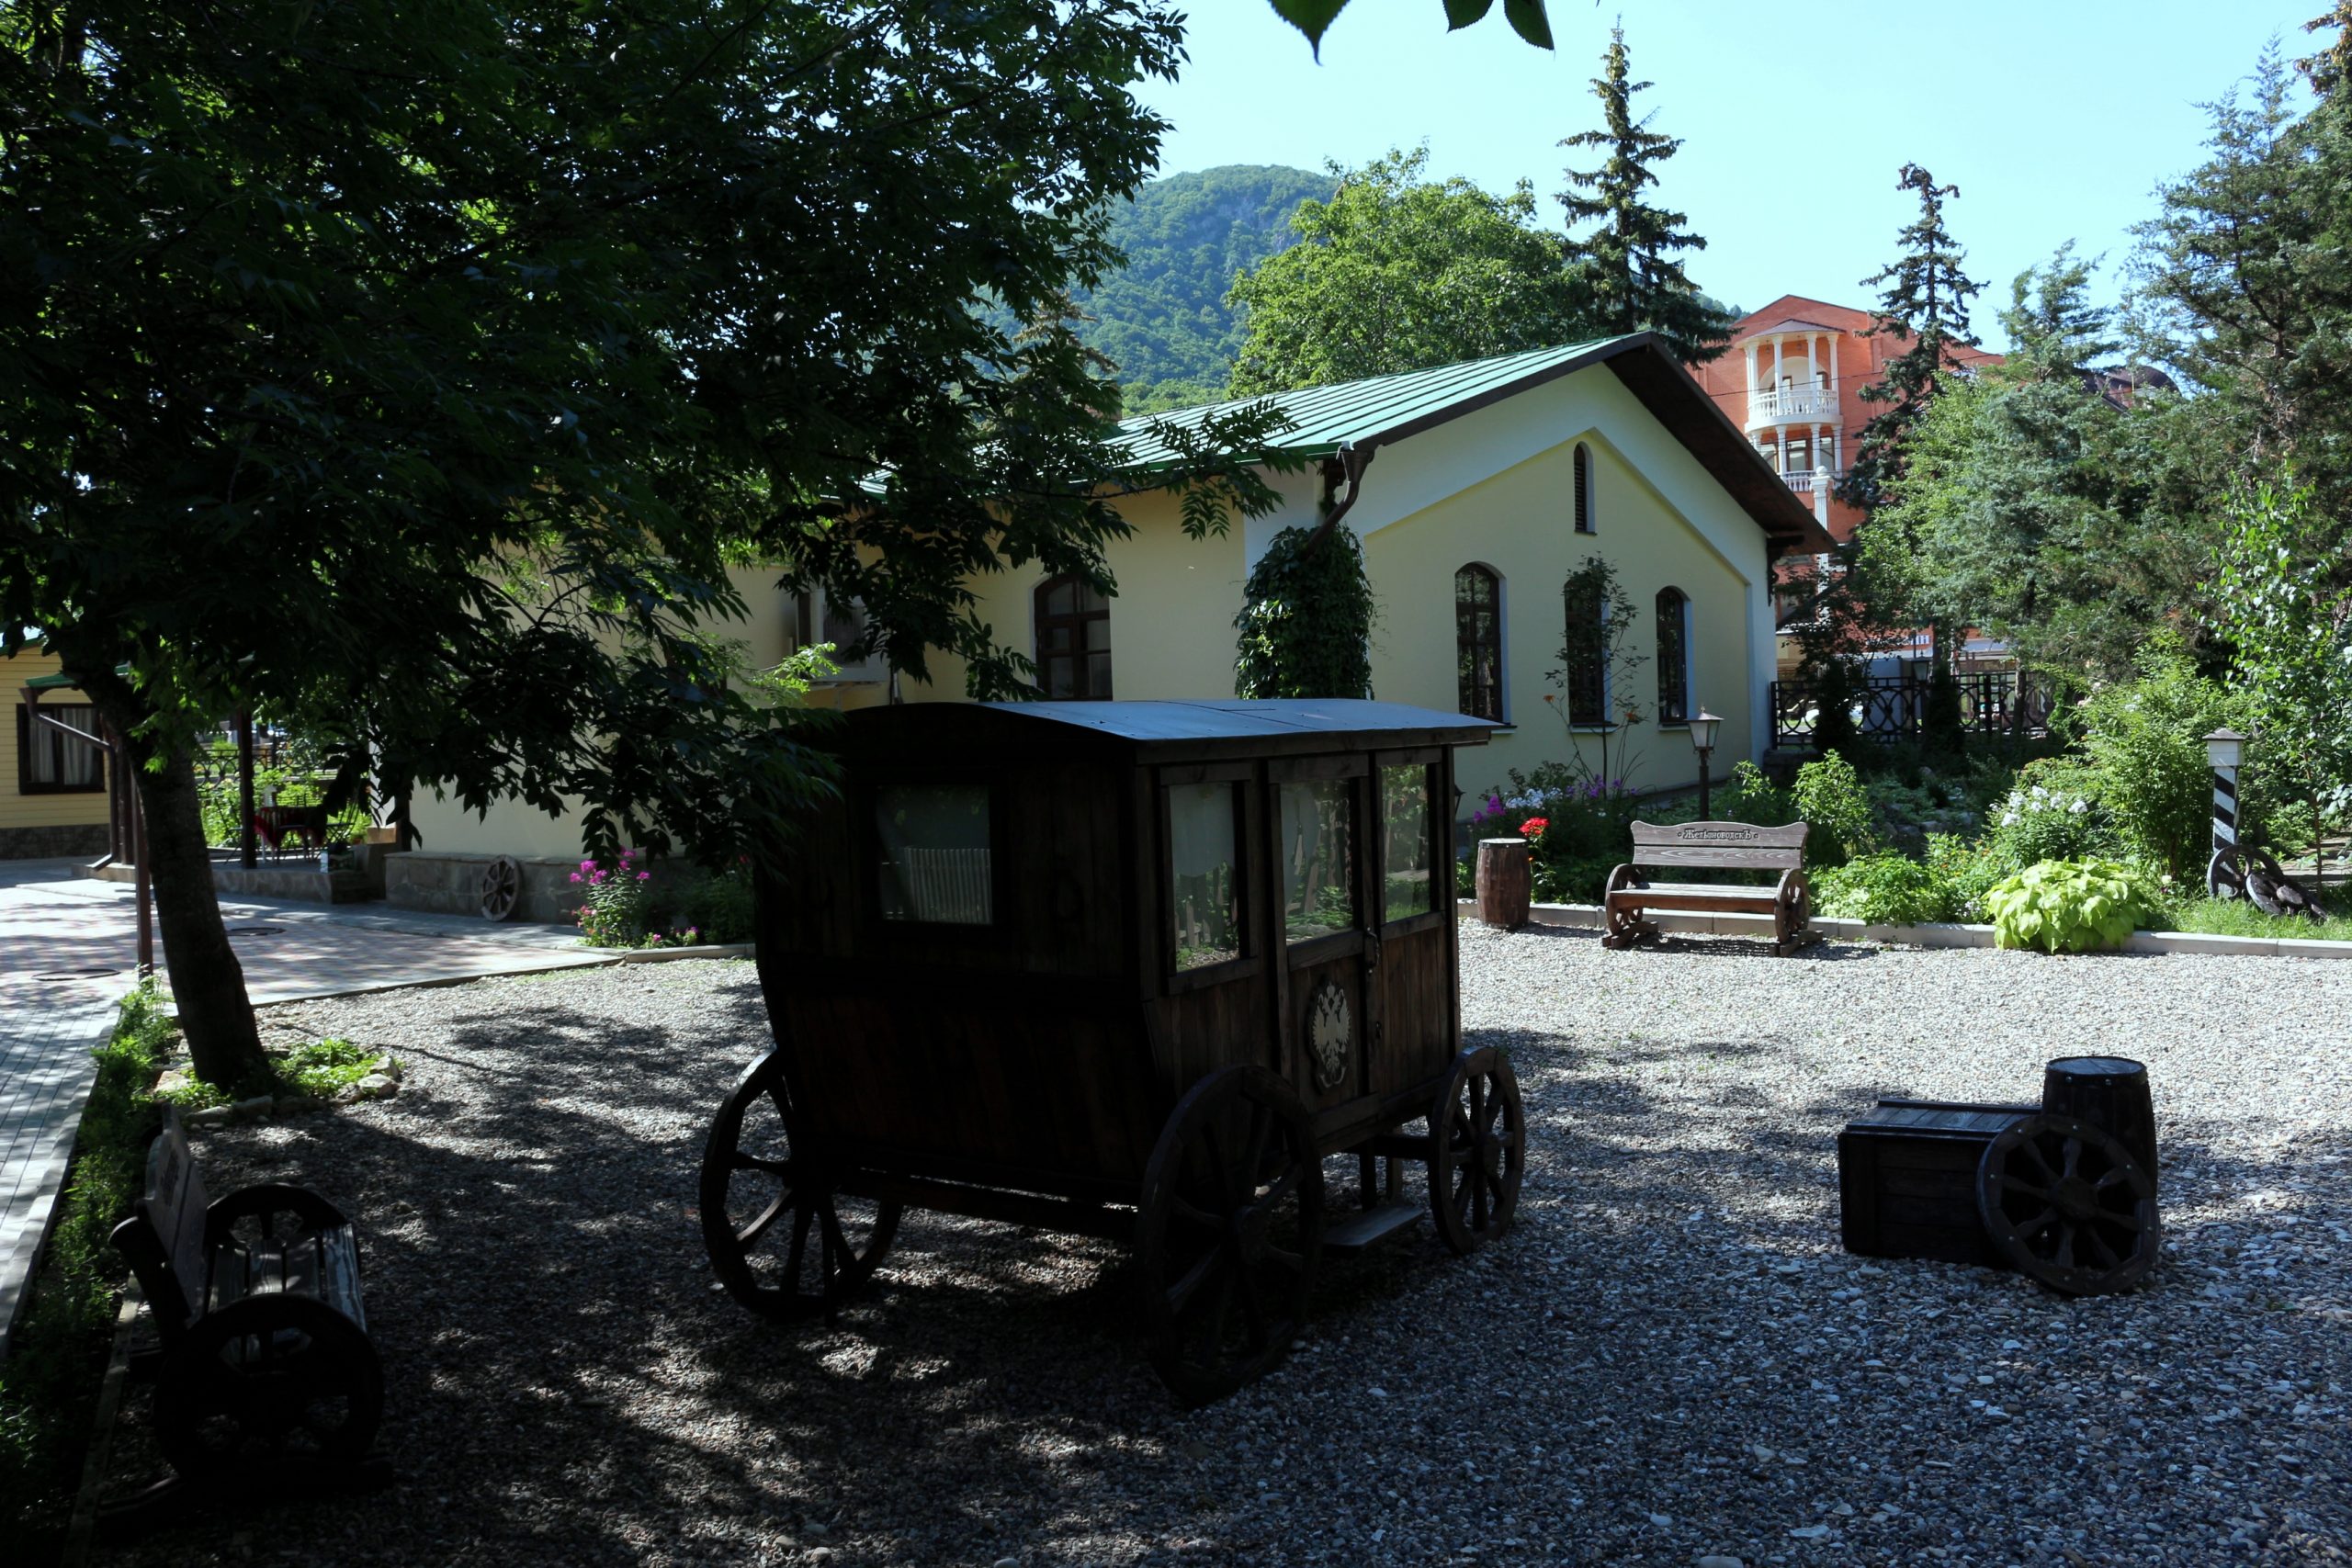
[0,985,172,1543]
[2162,890,2352,942]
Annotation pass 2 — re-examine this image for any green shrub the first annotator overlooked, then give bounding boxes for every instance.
[1791,750,1875,867]
[2075,639,2254,880]
[1924,832,2016,923]
[1717,759,1792,824]
[1983,761,2120,866]
[676,861,756,944]
[1813,852,1949,925]
[1984,859,2159,953]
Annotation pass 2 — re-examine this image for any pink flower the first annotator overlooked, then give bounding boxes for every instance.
[569,872,582,884]
[637,871,650,882]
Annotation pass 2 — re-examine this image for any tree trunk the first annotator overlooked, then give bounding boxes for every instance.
[63,653,272,1091]
[135,745,274,1090]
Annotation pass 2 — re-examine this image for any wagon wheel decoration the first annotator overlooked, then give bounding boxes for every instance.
[1427,1045,1526,1256]
[155,1294,384,1479]
[1975,1113,2159,1297]
[478,855,523,921]
[699,1050,902,1321]
[1135,1066,1324,1404]
[1774,874,1811,950]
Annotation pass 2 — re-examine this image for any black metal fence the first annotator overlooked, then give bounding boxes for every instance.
[1768,672,2053,748]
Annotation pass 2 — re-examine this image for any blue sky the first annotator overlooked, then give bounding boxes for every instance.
[1132,1,2317,349]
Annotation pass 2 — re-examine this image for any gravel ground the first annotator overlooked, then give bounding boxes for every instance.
[97,932,2352,1566]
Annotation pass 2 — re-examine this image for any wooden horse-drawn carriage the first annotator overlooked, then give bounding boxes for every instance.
[700,699,1521,1399]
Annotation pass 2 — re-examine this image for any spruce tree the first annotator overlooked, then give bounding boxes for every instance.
[1556,25,1733,364]
[1837,164,1982,515]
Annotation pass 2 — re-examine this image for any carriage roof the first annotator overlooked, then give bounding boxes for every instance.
[835,698,1498,763]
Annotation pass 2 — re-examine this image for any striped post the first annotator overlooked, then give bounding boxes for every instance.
[2205,728,2248,899]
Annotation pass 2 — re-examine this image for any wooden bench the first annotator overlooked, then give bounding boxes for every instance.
[109,1105,384,1489]
[1601,819,1814,956]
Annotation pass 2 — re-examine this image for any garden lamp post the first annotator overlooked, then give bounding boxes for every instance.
[1689,708,1722,820]
[2205,728,2248,897]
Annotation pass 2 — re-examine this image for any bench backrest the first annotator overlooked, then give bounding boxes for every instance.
[1627,819,1808,873]
[116,1106,210,1334]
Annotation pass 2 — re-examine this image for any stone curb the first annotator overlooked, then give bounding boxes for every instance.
[150,944,757,1012]
[1454,899,2352,959]
[615,943,754,964]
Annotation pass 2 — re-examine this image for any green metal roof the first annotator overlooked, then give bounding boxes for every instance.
[24,671,83,691]
[1113,336,1636,468]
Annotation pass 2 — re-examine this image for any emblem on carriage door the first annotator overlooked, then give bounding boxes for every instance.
[1306,977,1352,1092]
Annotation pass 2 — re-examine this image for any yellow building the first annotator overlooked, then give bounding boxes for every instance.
[411,334,1828,869]
[2,651,112,861]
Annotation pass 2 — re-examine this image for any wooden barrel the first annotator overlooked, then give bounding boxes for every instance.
[2041,1056,2157,1193]
[1475,839,1531,929]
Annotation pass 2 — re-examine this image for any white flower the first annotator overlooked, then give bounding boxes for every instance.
[2070,798,2088,815]
[2030,784,2049,800]
[2001,812,2019,827]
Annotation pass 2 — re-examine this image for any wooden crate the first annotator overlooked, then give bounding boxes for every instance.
[1838,1099,2038,1267]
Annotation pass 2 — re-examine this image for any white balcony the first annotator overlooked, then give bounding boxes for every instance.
[1747,384,1838,429]
[1781,466,1840,495]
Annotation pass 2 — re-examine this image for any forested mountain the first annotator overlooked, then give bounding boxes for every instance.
[1078,164,1334,413]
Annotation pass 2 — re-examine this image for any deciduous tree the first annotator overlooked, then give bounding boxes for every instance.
[1227,148,1594,396]
[0,1,1277,1088]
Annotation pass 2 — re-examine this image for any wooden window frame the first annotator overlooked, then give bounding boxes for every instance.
[1453,564,1504,724]
[17,704,106,796]
[1375,748,1448,939]
[856,770,1012,944]
[1033,573,1113,701]
[1561,578,1606,728]
[1158,761,1262,994]
[1268,755,1369,968]
[1656,587,1691,728]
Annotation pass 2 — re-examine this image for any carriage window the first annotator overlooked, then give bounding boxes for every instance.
[1168,783,1243,969]
[1277,780,1355,942]
[1381,764,1434,922]
[875,784,992,925]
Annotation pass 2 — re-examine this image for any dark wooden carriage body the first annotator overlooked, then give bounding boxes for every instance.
[705,699,1517,1398]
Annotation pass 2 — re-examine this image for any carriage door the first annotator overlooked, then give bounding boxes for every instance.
[1269,755,1378,1116]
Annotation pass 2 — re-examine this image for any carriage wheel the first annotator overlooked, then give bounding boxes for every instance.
[1976,1113,2159,1297]
[156,1295,383,1479]
[699,1050,901,1321]
[479,855,523,921]
[1136,1066,1324,1404]
[1428,1046,1526,1256]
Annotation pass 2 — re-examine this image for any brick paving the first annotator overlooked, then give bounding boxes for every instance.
[0,859,611,1357]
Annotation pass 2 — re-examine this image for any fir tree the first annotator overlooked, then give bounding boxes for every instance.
[1837,164,1983,515]
[1556,25,1732,364]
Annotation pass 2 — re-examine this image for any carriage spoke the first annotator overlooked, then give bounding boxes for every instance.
[1232,1260,1271,1350]
[736,1194,790,1247]
[2012,1207,2058,1242]
[2061,1136,2083,1181]
[1171,1196,1222,1233]
[2018,1137,2058,1184]
[732,1151,792,1178]
[1164,1249,1222,1316]
[784,1200,815,1284]
[1240,1101,1273,1188]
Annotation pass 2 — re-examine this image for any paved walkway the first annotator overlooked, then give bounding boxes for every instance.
[0,859,613,1358]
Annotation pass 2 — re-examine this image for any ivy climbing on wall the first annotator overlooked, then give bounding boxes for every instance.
[1233,524,1377,699]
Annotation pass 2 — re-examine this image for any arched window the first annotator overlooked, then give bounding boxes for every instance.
[1561,577,1605,726]
[1035,574,1112,698]
[1454,564,1504,721]
[1573,443,1595,534]
[1656,587,1690,725]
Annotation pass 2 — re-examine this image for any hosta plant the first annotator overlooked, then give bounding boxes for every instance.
[1984,859,2157,954]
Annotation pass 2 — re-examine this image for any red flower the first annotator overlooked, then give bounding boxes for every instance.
[1519,817,1550,841]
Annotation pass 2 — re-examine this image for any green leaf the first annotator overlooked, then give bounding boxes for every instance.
[1444,0,1497,28]
[1503,0,1555,48]
[1268,0,1350,54]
